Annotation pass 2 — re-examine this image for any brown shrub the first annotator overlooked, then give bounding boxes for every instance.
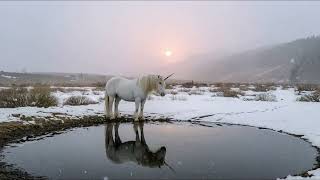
[165,84,174,89]
[63,96,97,106]
[297,91,320,102]
[223,89,244,98]
[28,87,58,107]
[52,87,87,93]
[239,85,250,91]
[0,88,29,108]
[252,84,276,92]
[91,81,105,87]
[181,82,195,88]
[296,84,318,93]
[210,86,244,98]
[0,87,58,108]
[178,88,191,93]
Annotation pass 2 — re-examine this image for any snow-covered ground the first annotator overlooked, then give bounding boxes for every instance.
[0,86,319,179]
[0,74,17,79]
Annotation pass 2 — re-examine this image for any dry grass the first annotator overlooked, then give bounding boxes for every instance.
[254,93,277,102]
[91,81,105,87]
[28,86,58,107]
[239,85,250,91]
[92,90,103,95]
[165,84,174,89]
[180,81,208,88]
[0,88,29,108]
[223,89,244,98]
[208,87,219,93]
[170,95,187,101]
[297,90,320,102]
[52,87,87,93]
[93,86,105,91]
[0,87,58,108]
[296,84,319,93]
[188,88,205,95]
[210,86,244,98]
[166,89,178,95]
[63,96,97,106]
[178,88,191,93]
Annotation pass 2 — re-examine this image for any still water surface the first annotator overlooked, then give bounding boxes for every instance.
[2,122,318,179]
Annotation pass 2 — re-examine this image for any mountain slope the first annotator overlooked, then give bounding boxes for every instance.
[171,36,320,83]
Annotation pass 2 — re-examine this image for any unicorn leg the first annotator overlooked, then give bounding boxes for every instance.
[105,95,111,119]
[114,122,121,145]
[133,122,141,145]
[134,98,140,121]
[139,100,146,120]
[109,96,115,119]
[105,123,114,146]
[114,96,121,118]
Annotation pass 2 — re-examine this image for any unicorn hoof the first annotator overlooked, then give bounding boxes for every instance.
[114,113,121,119]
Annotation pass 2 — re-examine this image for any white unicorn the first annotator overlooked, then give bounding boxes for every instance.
[105,74,174,121]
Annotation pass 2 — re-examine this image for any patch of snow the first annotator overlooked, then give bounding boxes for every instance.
[1,74,17,79]
[0,87,319,179]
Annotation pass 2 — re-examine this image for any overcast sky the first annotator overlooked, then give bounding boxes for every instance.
[1,1,320,76]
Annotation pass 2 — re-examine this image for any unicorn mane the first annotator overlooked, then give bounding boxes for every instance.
[138,75,158,94]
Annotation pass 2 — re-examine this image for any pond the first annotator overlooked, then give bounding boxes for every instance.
[1,122,318,180]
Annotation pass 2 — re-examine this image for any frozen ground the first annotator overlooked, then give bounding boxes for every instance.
[0,86,319,179]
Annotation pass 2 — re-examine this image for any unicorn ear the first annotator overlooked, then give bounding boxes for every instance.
[164,73,174,81]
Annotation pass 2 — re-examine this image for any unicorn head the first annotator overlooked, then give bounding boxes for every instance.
[139,74,173,96]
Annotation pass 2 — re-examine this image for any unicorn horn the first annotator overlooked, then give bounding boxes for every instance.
[164,73,174,81]
[164,161,176,173]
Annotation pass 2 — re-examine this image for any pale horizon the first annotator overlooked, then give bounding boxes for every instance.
[1,1,320,77]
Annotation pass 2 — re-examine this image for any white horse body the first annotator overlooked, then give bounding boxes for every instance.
[106,77,145,102]
[105,74,171,121]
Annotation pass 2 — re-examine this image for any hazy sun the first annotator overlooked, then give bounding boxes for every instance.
[164,50,172,57]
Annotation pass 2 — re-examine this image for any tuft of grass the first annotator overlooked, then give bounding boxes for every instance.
[166,89,178,95]
[296,84,318,94]
[210,85,244,98]
[254,93,277,102]
[209,87,219,93]
[92,90,103,95]
[170,95,187,101]
[0,88,29,108]
[28,87,58,107]
[63,96,97,106]
[93,86,105,91]
[178,88,191,93]
[250,83,277,92]
[0,87,58,108]
[297,90,320,102]
[188,87,204,95]
[165,84,174,89]
[239,85,250,91]
[52,87,87,93]
[252,84,268,92]
[223,89,244,98]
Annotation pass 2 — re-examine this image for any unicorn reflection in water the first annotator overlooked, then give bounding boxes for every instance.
[105,122,173,169]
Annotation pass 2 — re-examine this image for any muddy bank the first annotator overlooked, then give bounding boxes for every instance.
[0,115,171,148]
